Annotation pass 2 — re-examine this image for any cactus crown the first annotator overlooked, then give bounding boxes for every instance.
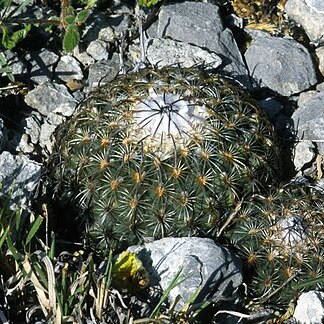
[50,67,279,250]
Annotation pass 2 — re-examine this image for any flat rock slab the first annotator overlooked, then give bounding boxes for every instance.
[146,38,222,69]
[245,35,317,96]
[150,1,249,86]
[128,237,242,310]
[286,0,324,45]
[0,151,41,209]
[292,90,324,155]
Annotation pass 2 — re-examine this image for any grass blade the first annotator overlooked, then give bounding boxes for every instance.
[25,215,43,246]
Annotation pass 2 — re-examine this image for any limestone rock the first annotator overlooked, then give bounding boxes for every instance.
[316,46,324,76]
[292,90,324,155]
[86,53,120,90]
[149,1,249,85]
[146,38,222,69]
[128,237,242,311]
[0,151,42,209]
[24,82,77,117]
[294,291,324,324]
[245,35,317,96]
[293,140,316,172]
[285,0,324,45]
[55,55,83,82]
[86,40,109,61]
[26,48,59,84]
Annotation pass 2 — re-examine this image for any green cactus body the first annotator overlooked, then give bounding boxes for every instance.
[51,67,279,249]
[226,186,324,305]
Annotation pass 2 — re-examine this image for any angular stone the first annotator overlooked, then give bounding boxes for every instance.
[73,46,95,67]
[86,53,120,90]
[294,140,316,172]
[245,35,317,96]
[128,237,242,310]
[316,46,324,76]
[23,114,42,144]
[294,291,324,324]
[146,38,222,69]
[55,55,83,82]
[292,90,324,155]
[5,50,28,76]
[0,151,41,209]
[24,82,77,117]
[83,11,130,44]
[317,82,324,92]
[285,0,324,45]
[39,120,62,154]
[26,48,59,84]
[16,133,34,154]
[86,40,109,61]
[151,1,248,85]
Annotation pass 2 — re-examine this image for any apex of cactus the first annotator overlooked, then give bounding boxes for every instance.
[130,90,208,155]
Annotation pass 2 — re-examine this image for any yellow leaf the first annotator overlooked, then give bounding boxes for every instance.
[112,251,150,291]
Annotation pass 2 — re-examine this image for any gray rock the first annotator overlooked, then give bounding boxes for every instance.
[146,38,222,69]
[73,47,95,67]
[128,237,242,310]
[86,40,109,61]
[294,291,324,324]
[82,11,130,45]
[24,114,42,144]
[86,54,120,90]
[150,1,248,85]
[55,55,83,82]
[24,82,78,117]
[317,82,324,92]
[4,50,28,76]
[16,133,34,154]
[26,48,59,84]
[98,26,116,43]
[0,151,41,209]
[316,46,324,76]
[294,140,316,172]
[285,0,324,45]
[245,36,317,96]
[292,90,324,155]
[39,119,63,154]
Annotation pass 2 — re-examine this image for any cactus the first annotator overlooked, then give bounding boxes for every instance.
[225,185,324,305]
[50,67,279,249]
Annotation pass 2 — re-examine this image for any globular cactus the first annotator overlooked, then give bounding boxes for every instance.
[225,185,324,305]
[50,67,279,249]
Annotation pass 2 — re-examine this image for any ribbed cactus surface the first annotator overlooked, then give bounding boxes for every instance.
[226,186,324,305]
[51,67,279,249]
